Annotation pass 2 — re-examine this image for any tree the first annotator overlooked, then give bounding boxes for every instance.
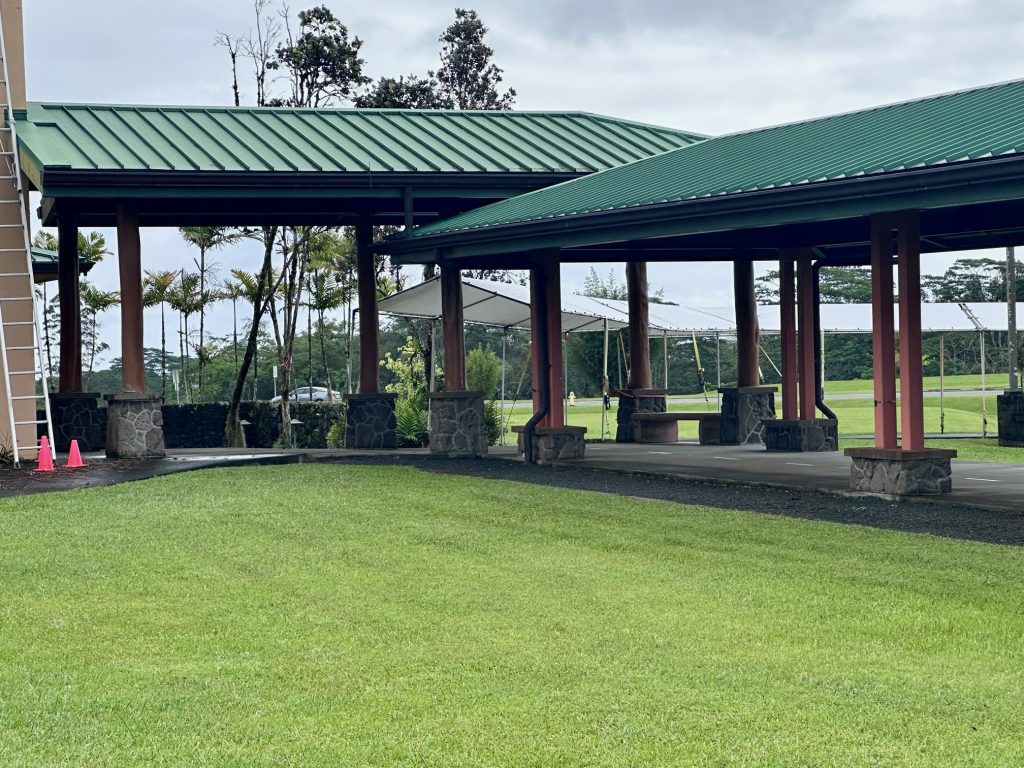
[32,229,112,387]
[167,272,204,403]
[142,269,180,397]
[581,267,628,300]
[756,266,872,304]
[306,230,352,395]
[79,282,119,390]
[272,5,369,107]
[923,258,1021,302]
[432,8,515,110]
[179,226,242,396]
[354,74,446,109]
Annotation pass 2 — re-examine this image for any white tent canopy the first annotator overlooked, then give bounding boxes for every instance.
[379,277,1023,335]
[378,277,646,333]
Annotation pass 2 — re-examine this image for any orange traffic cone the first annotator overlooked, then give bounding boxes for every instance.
[35,436,54,472]
[67,439,86,468]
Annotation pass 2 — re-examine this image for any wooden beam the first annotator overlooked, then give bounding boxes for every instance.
[115,205,145,393]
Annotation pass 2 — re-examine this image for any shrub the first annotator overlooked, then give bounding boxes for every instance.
[466,345,501,398]
[395,391,429,447]
[483,400,502,446]
[326,415,346,448]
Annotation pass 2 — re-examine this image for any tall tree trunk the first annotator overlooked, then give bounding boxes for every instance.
[160,303,167,397]
[198,244,207,398]
[319,310,333,397]
[225,227,278,447]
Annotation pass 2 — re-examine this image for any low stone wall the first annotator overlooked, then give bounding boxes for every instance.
[763,419,838,452]
[997,390,1024,447]
[162,401,344,449]
[845,447,956,495]
[44,392,107,452]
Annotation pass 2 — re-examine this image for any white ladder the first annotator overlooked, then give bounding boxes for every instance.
[0,8,54,466]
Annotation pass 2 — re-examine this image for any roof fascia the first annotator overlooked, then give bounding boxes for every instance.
[386,156,1024,263]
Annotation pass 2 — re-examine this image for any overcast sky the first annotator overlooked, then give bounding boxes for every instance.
[23,0,1024,362]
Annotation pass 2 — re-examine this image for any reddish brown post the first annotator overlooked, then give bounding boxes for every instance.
[115,205,145,393]
[529,256,564,427]
[897,212,925,451]
[779,256,797,419]
[355,217,379,394]
[796,249,817,421]
[545,257,565,427]
[440,261,466,391]
[734,259,760,387]
[626,260,652,389]
[57,213,82,392]
[870,216,898,449]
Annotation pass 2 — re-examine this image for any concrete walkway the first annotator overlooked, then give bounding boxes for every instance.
[532,441,1023,513]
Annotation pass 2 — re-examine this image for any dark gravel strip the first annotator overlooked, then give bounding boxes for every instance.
[328,455,1024,547]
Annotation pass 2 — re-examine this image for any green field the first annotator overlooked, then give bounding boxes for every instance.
[500,395,995,443]
[0,464,1022,766]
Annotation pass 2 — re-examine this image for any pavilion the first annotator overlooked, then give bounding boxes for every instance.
[12,100,703,455]
[380,79,1024,493]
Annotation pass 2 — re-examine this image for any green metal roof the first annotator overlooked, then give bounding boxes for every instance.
[408,79,1024,239]
[15,102,705,178]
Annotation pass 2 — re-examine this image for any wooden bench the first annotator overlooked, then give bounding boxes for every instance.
[632,412,722,445]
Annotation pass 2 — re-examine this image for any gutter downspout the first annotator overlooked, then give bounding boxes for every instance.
[811,260,838,420]
[523,273,550,464]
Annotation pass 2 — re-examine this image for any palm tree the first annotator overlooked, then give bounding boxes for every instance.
[221,277,246,378]
[167,272,203,403]
[79,282,119,390]
[307,229,354,395]
[179,226,242,395]
[143,269,180,397]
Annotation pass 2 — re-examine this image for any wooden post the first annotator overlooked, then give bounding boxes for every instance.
[870,215,898,449]
[57,213,82,392]
[779,256,797,419]
[545,257,564,427]
[897,212,925,451]
[355,217,378,394]
[797,250,817,421]
[626,260,652,389]
[734,259,760,387]
[440,261,466,391]
[115,205,145,393]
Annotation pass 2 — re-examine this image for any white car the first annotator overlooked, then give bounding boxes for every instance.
[270,386,343,404]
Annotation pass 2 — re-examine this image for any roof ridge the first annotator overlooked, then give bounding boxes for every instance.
[715,76,1024,141]
[25,101,708,139]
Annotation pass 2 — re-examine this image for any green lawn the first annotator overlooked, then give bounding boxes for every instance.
[501,395,995,442]
[0,465,1022,766]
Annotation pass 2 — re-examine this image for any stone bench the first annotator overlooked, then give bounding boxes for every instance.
[632,412,721,445]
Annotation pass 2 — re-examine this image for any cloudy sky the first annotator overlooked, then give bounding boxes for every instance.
[23,0,1024,360]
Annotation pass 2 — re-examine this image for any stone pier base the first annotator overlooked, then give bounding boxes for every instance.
[997,389,1024,447]
[845,447,957,495]
[105,394,165,458]
[429,391,485,458]
[719,386,776,445]
[514,425,586,464]
[50,391,105,452]
[344,393,397,450]
[763,418,838,452]
[616,389,667,442]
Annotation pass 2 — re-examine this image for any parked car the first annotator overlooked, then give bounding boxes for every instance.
[269,386,343,404]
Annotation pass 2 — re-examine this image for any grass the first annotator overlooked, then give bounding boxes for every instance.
[840,437,1024,463]
[0,465,1023,766]
[500,396,996,442]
